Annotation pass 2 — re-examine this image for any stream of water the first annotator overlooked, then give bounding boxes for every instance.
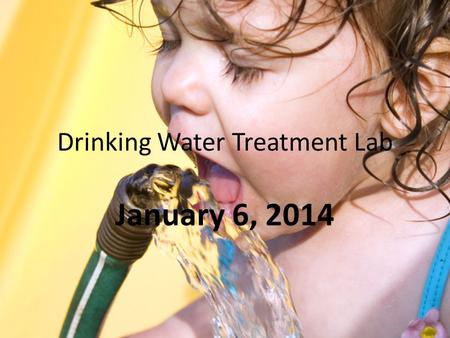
[148,166,303,338]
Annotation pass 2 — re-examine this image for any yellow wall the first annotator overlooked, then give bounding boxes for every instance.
[0,1,197,337]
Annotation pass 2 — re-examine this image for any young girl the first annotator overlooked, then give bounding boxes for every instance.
[95,0,449,337]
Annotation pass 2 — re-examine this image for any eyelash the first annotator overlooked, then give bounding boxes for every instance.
[155,39,265,85]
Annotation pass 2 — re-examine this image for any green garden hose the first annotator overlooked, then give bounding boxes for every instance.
[60,164,170,338]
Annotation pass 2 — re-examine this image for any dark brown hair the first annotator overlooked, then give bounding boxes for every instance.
[92,0,450,219]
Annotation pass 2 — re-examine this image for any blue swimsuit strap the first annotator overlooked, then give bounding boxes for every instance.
[418,217,450,318]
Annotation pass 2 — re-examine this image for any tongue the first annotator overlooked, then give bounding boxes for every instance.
[206,164,240,203]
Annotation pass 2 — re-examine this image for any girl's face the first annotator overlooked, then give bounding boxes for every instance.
[151,0,387,239]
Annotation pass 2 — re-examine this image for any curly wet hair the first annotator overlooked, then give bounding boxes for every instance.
[91,0,450,219]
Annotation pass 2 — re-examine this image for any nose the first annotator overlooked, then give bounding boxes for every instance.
[160,44,213,119]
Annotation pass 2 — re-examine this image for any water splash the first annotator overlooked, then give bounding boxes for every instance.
[149,166,303,338]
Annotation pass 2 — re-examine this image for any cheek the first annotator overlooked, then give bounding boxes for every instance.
[219,28,384,206]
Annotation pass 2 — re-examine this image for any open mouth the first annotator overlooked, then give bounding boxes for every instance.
[195,154,242,213]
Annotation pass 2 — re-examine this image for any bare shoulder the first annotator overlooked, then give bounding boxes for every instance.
[124,297,212,338]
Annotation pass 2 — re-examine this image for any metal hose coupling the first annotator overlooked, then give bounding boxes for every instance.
[96,164,158,263]
[96,163,199,262]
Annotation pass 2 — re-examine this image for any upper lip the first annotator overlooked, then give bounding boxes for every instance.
[171,133,240,183]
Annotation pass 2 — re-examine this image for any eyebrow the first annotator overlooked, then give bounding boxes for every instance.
[151,0,175,19]
[151,0,235,43]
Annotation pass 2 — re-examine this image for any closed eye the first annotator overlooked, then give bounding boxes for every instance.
[221,59,266,85]
[154,38,266,85]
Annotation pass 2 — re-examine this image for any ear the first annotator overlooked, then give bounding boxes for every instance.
[381,37,450,138]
